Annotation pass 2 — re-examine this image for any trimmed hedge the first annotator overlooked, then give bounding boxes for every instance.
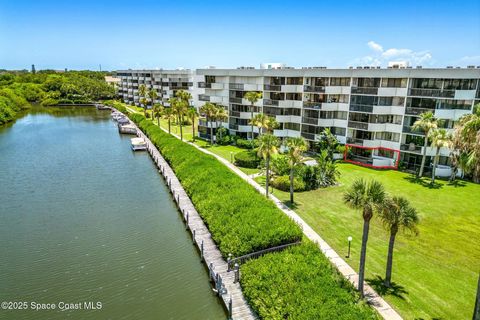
[129,113,302,257]
[234,150,260,168]
[236,138,258,149]
[241,242,379,320]
[271,175,305,192]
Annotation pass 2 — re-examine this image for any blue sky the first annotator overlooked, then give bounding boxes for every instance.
[1,0,479,70]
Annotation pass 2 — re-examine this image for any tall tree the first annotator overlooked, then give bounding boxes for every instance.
[200,102,217,145]
[244,91,263,141]
[412,112,439,177]
[175,90,192,141]
[285,137,309,204]
[379,196,419,287]
[215,105,228,141]
[343,179,386,298]
[429,128,452,184]
[152,103,164,127]
[147,88,158,118]
[163,105,176,134]
[186,107,199,141]
[257,134,279,197]
[138,84,147,116]
[452,104,480,183]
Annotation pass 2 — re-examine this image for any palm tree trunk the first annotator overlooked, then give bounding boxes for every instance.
[473,273,480,320]
[418,133,429,177]
[157,115,160,127]
[179,115,183,141]
[209,117,213,145]
[432,149,440,183]
[192,119,195,142]
[384,229,397,287]
[168,119,171,134]
[265,155,270,197]
[250,104,254,142]
[358,215,371,298]
[290,167,294,204]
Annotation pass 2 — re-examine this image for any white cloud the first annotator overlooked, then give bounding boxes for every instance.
[367,41,383,53]
[352,41,433,67]
[458,55,480,65]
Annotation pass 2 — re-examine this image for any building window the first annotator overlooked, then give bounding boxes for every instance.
[381,78,407,88]
[329,77,350,86]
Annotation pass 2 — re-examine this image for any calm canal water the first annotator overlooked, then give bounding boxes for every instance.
[0,107,225,320]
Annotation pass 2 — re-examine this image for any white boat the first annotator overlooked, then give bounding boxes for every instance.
[119,124,137,134]
[131,138,147,151]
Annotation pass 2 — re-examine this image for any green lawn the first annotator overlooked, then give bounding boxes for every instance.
[256,163,480,319]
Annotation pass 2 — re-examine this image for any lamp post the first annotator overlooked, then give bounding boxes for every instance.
[346,236,352,258]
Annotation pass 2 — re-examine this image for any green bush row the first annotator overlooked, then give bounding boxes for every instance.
[271,175,305,192]
[129,113,303,257]
[234,150,260,168]
[241,241,379,319]
[236,138,258,149]
[0,88,30,125]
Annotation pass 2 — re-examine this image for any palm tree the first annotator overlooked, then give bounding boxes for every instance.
[244,91,263,140]
[379,196,419,287]
[285,137,308,204]
[174,90,191,141]
[162,107,175,134]
[343,179,386,298]
[265,116,279,134]
[186,107,198,141]
[152,103,164,126]
[147,88,158,117]
[257,134,279,197]
[430,128,452,183]
[200,102,217,145]
[453,104,480,183]
[249,113,268,134]
[138,84,147,116]
[215,105,228,141]
[412,112,439,177]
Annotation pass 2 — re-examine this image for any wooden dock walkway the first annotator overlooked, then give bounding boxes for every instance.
[128,119,256,320]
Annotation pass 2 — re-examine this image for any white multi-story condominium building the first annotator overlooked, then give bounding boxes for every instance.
[116,69,194,107]
[116,66,480,173]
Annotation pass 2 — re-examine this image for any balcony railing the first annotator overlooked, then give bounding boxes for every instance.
[351,87,379,95]
[229,97,243,104]
[400,143,422,153]
[229,83,244,90]
[263,99,279,106]
[346,137,364,145]
[199,94,210,102]
[198,82,211,88]
[263,84,282,91]
[408,88,455,98]
[230,111,241,118]
[301,132,316,140]
[402,126,424,135]
[349,104,373,113]
[303,85,325,93]
[303,102,322,109]
[348,121,369,130]
[405,107,433,116]
[302,117,318,125]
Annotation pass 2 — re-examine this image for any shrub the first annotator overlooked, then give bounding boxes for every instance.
[271,175,305,192]
[129,113,302,257]
[236,138,257,149]
[270,154,290,176]
[216,127,232,145]
[241,242,378,320]
[234,150,260,168]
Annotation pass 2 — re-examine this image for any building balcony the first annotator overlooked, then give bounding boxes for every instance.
[263,84,281,91]
[276,115,302,123]
[263,99,280,106]
[405,107,434,116]
[274,129,301,138]
[401,143,423,153]
[281,85,303,93]
[351,87,379,95]
[434,108,472,121]
[301,132,316,140]
[303,85,325,93]
[325,86,351,94]
[377,87,408,96]
[229,83,244,90]
[349,104,373,113]
[372,105,405,115]
[348,121,369,130]
[199,94,210,102]
[302,117,318,125]
[303,101,322,109]
[321,102,349,112]
[408,88,455,98]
